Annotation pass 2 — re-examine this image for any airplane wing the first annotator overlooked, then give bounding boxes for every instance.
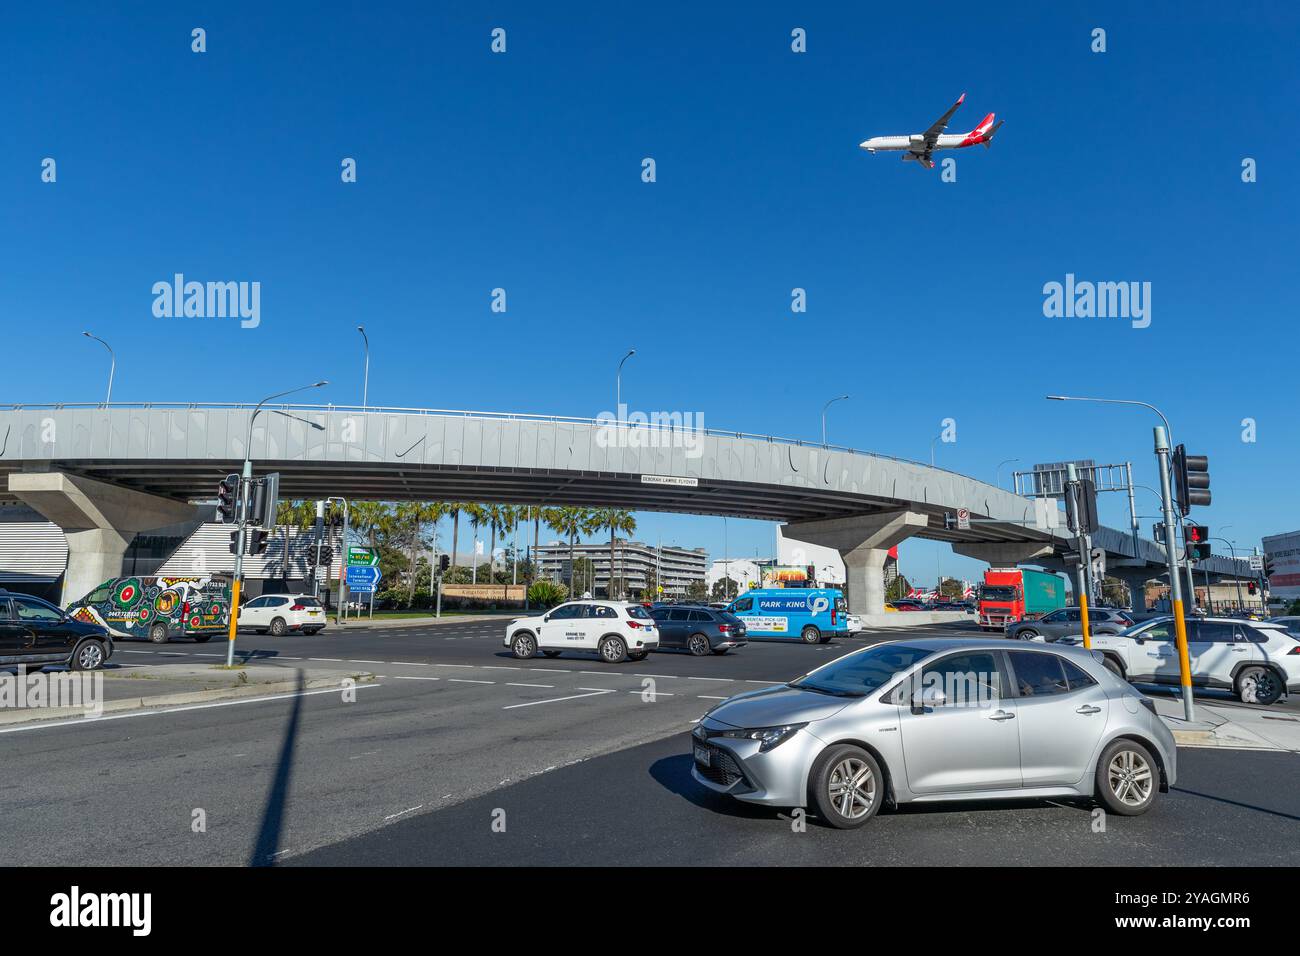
[920,92,965,149]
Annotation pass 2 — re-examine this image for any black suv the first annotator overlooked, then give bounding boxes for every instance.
[0,590,113,671]
[648,605,748,655]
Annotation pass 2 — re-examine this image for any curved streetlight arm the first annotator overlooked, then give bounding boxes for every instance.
[357,326,370,409]
[83,332,116,405]
[821,395,849,446]
[616,350,635,420]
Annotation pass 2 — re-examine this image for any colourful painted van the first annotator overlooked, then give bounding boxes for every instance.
[66,575,232,644]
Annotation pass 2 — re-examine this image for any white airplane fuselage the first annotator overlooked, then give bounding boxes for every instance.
[858,133,977,153]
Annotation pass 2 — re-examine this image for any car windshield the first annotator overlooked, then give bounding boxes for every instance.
[981,587,1015,601]
[791,643,934,698]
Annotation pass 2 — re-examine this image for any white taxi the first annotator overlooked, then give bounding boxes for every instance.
[505,600,658,663]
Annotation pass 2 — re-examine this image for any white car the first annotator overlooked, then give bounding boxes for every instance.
[505,600,659,663]
[239,594,328,636]
[1083,616,1300,705]
[844,613,864,634]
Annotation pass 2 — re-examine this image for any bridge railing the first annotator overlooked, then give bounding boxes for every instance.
[0,401,975,479]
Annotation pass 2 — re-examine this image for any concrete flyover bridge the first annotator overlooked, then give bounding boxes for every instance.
[0,402,1253,611]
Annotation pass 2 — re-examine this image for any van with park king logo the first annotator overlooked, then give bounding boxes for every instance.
[65,575,232,644]
[724,588,848,644]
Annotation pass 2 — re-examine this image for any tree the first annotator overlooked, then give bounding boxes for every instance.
[275,500,316,581]
[885,575,912,603]
[684,579,708,601]
[517,505,545,584]
[464,503,487,582]
[938,578,965,601]
[395,501,445,606]
[588,508,637,599]
[543,507,591,592]
[710,576,738,602]
[444,502,470,578]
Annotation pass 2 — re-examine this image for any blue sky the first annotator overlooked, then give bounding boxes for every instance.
[4,1,1296,584]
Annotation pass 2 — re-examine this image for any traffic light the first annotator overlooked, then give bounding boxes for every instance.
[1263,557,1276,582]
[1172,444,1211,515]
[1184,524,1212,561]
[1065,478,1098,534]
[229,530,239,554]
[248,529,270,556]
[438,554,450,573]
[216,474,240,524]
[1247,581,1257,595]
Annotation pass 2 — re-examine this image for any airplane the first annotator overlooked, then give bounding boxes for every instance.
[859,93,1003,169]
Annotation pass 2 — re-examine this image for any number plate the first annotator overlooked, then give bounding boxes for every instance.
[694,745,711,767]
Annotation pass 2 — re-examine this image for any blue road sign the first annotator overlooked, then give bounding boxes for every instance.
[346,565,382,590]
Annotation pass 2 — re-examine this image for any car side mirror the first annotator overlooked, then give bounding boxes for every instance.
[911,686,946,712]
[542,614,550,622]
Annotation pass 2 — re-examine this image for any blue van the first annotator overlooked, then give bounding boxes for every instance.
[724,588,848,644]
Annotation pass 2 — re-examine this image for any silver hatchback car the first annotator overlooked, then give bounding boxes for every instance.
[691,638,1176,829]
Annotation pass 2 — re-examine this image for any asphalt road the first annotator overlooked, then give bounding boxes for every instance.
[3,617,1296,866]
[292,735,1300,867]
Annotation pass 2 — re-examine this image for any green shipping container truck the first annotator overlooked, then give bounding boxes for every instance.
[978,567,1067,630]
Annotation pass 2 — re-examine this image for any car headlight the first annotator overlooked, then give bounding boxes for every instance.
[720,723,807,752]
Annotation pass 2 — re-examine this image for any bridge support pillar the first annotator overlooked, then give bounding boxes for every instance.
[6,472,199,604]
[1115,569,1157,612]
[783,510,928,615]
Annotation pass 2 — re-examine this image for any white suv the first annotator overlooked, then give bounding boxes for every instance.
[1085,616,1300,705]
[239,594,328,636]
[505,601,659,663]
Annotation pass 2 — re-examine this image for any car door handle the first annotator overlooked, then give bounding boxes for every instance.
[1075,705,1102,715]
[987,710,1016,721]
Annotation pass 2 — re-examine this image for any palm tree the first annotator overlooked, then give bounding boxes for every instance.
[465,503,487,583]
[348,501,391,551]
[517,505,545,584]
[275,500,317,582]
[445,502,470,577]
[543,506,591,595]
[588,508,637,599]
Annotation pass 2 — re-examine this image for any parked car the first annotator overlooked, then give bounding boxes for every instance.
[648,605,747,655]
[65,575,230,644]
[506,600,659,663]
[691,637,1175,828]
[1082,616,1300,704]
[239,594,328,635]
[1008,607,1133,642]
[891,600,926,612]
[844,613,864,633]
[0,589,113,671]
[1269,616,1300,637]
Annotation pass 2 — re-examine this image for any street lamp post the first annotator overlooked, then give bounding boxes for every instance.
[995,458,1019,490]
[226,381,330,667]
[616,349,635,421]
[82,332,116,405]
[821,395,849,447]
[1046,395,1195,720]
[356,326,370,409]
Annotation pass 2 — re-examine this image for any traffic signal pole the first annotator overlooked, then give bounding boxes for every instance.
[1066,464,1093,649]
[1155,427,1194,721]
[225,458,253,668]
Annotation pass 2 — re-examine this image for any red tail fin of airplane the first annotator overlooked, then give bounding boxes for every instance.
[971,112,995,136]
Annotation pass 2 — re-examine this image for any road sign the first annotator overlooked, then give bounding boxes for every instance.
[346,565,382,590]
[1249,555,1264,571]
[347,547,378,567]
[956,508,970,531]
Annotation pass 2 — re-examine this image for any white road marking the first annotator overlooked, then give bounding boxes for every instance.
[391,676,442,682]
[448,679,494,685]
[0,683,384,735]
[309,658,344,662]
[384,805,424,821]
[502,688,617,710]
[687,676,731,682]
[506,682,555,688]
[389,662,429,666]
[697,695,729,700]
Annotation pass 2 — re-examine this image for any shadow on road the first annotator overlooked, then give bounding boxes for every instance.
[249,669,307,866]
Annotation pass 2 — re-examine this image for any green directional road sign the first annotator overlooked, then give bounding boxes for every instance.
[347,546,379,567]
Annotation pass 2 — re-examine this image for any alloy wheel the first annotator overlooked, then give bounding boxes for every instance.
[827,757,876,820]
[1107,749,1153,807]
[78,644,103,669]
